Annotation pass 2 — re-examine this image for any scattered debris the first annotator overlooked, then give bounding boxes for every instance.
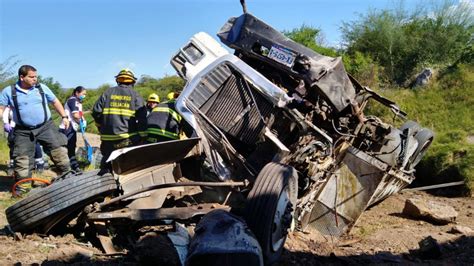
[403,198,458,224]
[404,181,465,191]
[448,225,473,236]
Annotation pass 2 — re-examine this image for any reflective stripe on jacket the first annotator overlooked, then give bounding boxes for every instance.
[146,101,182,142]
[92,84,147,141]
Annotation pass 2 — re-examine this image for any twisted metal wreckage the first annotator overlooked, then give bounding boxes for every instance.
[6,6,433,266]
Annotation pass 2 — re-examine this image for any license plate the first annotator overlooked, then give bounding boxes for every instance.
[267,45,296,67]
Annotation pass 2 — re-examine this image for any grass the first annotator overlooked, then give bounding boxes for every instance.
[354,225,376,238]
[0,134,10,166]
[0,195,18,211]
[368,64,474,192]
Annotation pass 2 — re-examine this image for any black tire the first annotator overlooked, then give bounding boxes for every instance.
[245,163,298,265]
[410,128,434,168]
[6,170,117,233]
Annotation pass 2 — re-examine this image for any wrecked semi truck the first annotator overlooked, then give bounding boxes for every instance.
[171,10,434,239]
[6,12,433,265]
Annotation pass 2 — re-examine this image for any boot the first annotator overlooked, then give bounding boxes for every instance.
[72,166,83,174]
[35,158,45,173]
[7,159,14,176]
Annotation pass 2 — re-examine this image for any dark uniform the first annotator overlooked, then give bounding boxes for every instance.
[92,84,147,173]
[146,100,182,143]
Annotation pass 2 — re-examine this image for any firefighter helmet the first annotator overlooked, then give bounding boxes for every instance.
[167,92,180,100]
[147,93,160,103]
[115,69,137,84]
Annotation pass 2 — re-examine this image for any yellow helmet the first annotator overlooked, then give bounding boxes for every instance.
[167,92,176,100]
[115,68,137,84]
[147,93,160,103]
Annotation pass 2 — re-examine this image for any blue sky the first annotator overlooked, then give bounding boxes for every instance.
[0,0,432,88]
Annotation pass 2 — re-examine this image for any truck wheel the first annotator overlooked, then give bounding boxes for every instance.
[410,128,434,168]
[6,170,117,233]
[400,120,421,135]
[245,163,297,265]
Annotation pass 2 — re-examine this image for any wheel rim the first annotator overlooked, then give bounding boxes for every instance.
[271,186,292,252]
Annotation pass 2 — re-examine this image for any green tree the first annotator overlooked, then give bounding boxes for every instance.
[341,0,473,85]
[342,51,381,88]
[0,56,20,89]
[135,75,184,101]
[341,8,410,83]
[38,76,64,99]
[284,25,338,57]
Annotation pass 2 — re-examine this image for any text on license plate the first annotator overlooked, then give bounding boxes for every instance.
[267,45,296,67]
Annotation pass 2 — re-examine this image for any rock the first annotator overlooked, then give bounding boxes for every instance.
[466,135,474,145]
[448,225,473,236]
[417,236,442,259]
[403,198,458,224]
[412,68,433,88]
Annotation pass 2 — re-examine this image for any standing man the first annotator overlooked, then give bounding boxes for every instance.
[0,65,71,190]
[60,86,87,173]
[146,91,182,143]
[92,69,147,175]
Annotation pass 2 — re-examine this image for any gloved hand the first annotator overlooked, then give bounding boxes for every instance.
[79,119,87,132]
[4,124,12,133]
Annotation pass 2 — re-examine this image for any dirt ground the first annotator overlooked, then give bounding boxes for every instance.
[282,190,474,265]
[0,177,472,266]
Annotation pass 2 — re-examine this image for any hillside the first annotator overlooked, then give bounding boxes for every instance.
[369,64,474,192]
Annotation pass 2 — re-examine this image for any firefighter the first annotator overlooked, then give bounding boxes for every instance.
[146,91,182,143]
[166,91,179,102]
[92,69,147,175]
[146,93,160,115]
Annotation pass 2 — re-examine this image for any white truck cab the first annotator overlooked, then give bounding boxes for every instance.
[170,32,229,81]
